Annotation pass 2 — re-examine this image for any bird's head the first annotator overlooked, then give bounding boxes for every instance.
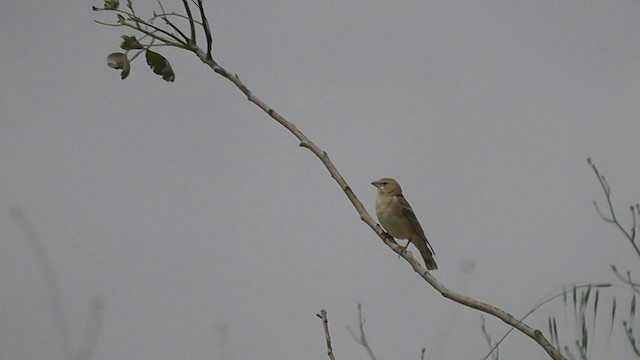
[371,177,402,196]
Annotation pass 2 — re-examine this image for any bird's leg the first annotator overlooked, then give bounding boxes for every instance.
[398,240,411,258]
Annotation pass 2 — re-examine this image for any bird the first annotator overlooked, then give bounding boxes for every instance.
[371,178,438,270]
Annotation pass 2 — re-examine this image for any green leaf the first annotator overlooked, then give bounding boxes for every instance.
[120,63,130,79]
[120,36,143,50]
[145,50,175,82]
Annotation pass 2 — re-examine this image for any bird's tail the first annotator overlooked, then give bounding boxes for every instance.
[415,238,438,270]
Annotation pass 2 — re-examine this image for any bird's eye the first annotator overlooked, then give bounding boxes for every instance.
[382,182,388,185]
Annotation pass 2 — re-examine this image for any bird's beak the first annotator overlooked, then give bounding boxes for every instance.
[371,181,379,188]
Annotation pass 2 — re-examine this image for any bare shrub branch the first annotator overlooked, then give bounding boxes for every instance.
[588,158,640,258]
[347,304,378,360]
[316,310,336,360]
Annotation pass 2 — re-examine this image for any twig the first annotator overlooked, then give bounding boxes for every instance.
[181,0,196,44]
[480,283,610,360]
[588,158,640,258]
[346,303,378,360]
[120,22,187,49]
[132,16,187,45]
[316,310,336,360]
[196,0,212,58]
[155,1,189,43]
[611,266,640,294]
[481,315,500,360]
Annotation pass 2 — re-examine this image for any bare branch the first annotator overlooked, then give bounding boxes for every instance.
[593,201,615,223]
[347,304,378,360]
[588,158,640,258]
[481,315,500,360]
[94,20,124,27]
[611,266,640,294]
[181,0,196,44]
[196,0,212,58]
[191,54,566,359]
[134,16,187,45]
[94,4,568,358]
[316,310,336,360]
[120,22,187,49]
[155,1,189,43]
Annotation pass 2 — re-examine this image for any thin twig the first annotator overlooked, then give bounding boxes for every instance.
[155,1,189,43]
[481,315,500,360]
[120,23,187,49]
[316,310,336,360]
[588,158,640,258]
[347,303,378,360]
[94,20,124,27]
[196,0,212,57]
[135,16,187,45]
[151,11,203,25]
[480,283,610,360]
[181,0,196,43]
[611,266,640,294]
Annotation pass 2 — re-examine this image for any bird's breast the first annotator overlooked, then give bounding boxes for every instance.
[375,196,412,239]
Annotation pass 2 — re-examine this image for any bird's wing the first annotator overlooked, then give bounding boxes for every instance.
[397,194,436,255]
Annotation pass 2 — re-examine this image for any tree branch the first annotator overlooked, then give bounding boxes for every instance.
[94,3,566,358]
[588,158,640,258]
[195,0,212,58]
[154,1,189,43]
[316,309,336,360]
[181,0,196,44]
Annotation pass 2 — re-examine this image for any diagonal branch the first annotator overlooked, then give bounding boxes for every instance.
[94,3,566,359]
[133,16,187,45]
[189,46,565,359]
[120,22,187,49]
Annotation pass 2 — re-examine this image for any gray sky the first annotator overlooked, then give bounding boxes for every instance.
[2,1,640,359]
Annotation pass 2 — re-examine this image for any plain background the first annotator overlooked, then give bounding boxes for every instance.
[1,1,640,359]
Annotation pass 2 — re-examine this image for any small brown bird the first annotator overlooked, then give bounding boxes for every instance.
[372,178,438,270]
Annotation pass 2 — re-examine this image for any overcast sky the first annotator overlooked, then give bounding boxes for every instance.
[2,1,640,359]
